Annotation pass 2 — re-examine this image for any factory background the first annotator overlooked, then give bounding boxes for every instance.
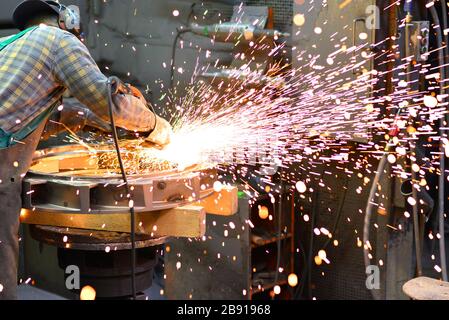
[0,0,448,301]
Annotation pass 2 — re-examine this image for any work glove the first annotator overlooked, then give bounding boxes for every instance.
[128,85,146,103]
[42,98,112,139]
[117,83,147,105]
[145,115,173,146]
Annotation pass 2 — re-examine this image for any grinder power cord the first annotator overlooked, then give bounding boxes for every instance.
[107,76,138,299]
[108,76,173,146]
[106,76,173,299]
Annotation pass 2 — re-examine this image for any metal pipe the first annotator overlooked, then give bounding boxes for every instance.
[364,148,389,300]
[273,179,283,299]
[363,0,398,300]
[400,179,435,218]
[429,6,448,282]
[92,0,102,17]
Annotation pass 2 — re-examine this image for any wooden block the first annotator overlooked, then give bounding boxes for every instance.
[20,205,206,238]
[136,205,206,237]
[30,155,97,174]
[196,186,238,216]
[403,277,449,300]
[59,155,98,171]
[30,159,59,174]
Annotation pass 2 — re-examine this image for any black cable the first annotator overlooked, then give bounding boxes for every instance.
[440,0,449,273]
[440,0,449,279]
[293,163,327,300]
[106,76,137,299]
[410,144,423,277]
[321,174,349,250]
[363,92,416,299]
[404,7,423,277]
[364,109,402,300]
[306,189,319,299]
[293,237,308,299]
[294,169,321,300]
[441,0,449,88]
[186,3,197,26]
[292,196,316,300]
[170,28,192,91]
[272,172,284,299]
[363,6,414,294]
[292,170,348,300]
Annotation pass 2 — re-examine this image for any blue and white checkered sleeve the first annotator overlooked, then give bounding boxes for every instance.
[51,32,155,132]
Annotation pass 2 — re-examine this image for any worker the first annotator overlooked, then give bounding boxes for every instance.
[0,0,173,300]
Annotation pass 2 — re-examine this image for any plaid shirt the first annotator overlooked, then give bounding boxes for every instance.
[0,25,154,134]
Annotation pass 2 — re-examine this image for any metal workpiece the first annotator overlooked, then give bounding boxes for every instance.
[22,144,218,214]
[27,226,161,299]
[29,225,168,251]
[20,144,217,299]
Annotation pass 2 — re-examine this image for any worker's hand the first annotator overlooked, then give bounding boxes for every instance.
[128,85,146,103]
[118,84,147,104]
[145,115,173,146]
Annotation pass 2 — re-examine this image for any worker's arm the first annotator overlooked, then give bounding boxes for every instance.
[51,31,155,132]
[41,96,114,140]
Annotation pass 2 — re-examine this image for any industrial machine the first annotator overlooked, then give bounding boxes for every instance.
[20,142,237,299]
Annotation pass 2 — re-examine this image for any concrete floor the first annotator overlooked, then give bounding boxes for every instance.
[17,282,165,300]
[18,285,66,300]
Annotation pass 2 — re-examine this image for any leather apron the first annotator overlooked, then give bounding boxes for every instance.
[0,121,46,300]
